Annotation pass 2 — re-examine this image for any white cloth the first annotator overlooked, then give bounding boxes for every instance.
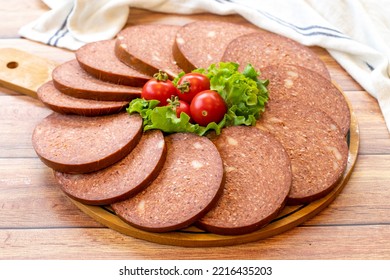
[19,0,390,133]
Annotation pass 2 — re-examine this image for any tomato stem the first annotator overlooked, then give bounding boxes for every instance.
[167,96,180,108]
[153,70,169,82]
[177,81,190,93]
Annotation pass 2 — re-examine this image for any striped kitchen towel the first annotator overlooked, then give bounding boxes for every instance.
[19,0,390,133]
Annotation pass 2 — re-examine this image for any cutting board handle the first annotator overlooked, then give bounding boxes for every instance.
[0,48,57,98]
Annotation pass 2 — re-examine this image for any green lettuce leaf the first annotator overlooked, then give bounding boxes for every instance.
[206,62,269,126]
[127,98,225,136]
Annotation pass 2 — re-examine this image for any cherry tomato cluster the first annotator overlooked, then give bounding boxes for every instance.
[141,71,227,126]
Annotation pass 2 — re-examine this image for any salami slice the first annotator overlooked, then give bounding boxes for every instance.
[54,130,166,205]
[111,133,224,232]
[76,39,150,86]
[261,64,350,135]
[52,60,142,101]
[222,31,331,79]
[32,112,142,174]
[173,21,256,72]
[256,101,349,205]
[198,126,292,235]
[37,81,128,116]
[115,24,183,79]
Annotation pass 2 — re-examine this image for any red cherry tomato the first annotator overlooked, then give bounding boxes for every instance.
[168,96,192,120]
[175,100,192,120]
[190,90,227,126]
[141,71,178,106]
[177,73,210,103]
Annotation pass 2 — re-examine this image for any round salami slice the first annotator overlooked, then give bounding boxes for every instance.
[54,130,166,205]
[173,21,256,72]
[197,126,292,235]
[222,31,330,79]
[256,101,349,205]
[37,81,128,116]
[261,64,350,135]
[32,112,142,174]
[115,24,182,78]
[111,132,224,233]
[52,60,142,101]
[76,39,151,86]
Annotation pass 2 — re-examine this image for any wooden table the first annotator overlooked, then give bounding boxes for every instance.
[1,1,389,260]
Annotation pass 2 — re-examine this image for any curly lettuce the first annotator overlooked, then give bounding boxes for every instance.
[127,98,225,136]
[205,62,269,126]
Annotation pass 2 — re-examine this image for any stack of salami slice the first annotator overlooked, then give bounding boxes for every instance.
[32,21,350,236]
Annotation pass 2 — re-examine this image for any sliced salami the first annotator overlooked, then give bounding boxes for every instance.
[37,81,128,116]
[173,21,256,72]
[115,24,182,78]
[111,133,224,232]
[52,60,142,101]
[256,101,349,205]
[32,112,142,174]
[260,64,350,135]
[222,31,331,79]
[54,130,166,205]
[76,39,151,86]
[198,126,292,235]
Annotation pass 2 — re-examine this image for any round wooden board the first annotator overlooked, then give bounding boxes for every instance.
[70,85,359,247]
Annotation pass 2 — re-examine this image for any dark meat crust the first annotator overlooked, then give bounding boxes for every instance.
[32,112,142,174]
[55,130,166,205]
[198,126,292,235]
[111,132,224,233]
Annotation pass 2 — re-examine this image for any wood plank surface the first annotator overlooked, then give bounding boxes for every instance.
[1,226,389,260]
[0,0,389,259]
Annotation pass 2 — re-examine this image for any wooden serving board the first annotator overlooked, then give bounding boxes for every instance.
[71,109,359,247]
[0,48,57,98]
[1,48,359,247]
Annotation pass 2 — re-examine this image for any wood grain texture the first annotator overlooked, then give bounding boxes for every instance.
[0,0,389,259]
[1,226,389,260]
[0,48,58,98]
